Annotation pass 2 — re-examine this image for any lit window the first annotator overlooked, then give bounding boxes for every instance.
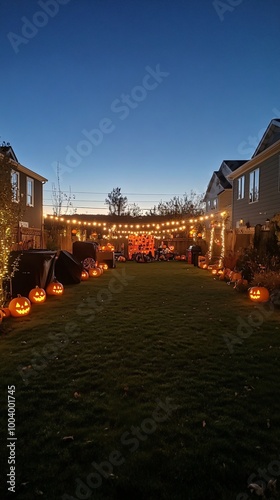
[213,198,217,209]
[249,168,259,203]
[26,177,34,206]
[237,175,245,200]
[11,170,19,202]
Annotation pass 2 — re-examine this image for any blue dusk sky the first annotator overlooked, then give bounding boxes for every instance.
[1,0,280,214]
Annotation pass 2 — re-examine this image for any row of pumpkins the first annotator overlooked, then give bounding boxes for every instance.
[0,263,109,321]
[199,262,270,303]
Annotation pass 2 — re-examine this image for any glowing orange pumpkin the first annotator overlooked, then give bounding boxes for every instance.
[89,267,102,277]
[46,281,64,296]
[9,295,31,317]
[175,255,181,261]
[118,256,126,262]
[99,263,109,271]
[81,270,89,281]
[249,287,270,303]
[28,286,46,304]
[231,272,242,282]
[180,255,187,261]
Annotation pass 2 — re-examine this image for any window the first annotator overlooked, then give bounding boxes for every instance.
[207,200,211,211]
[237,175,245,200]
[249,168,259,203]
[26,177,34,206]
[213,198,217,209]
[11,170,19,202]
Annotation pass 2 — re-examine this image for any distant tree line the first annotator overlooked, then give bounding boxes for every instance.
[105,187,205,217]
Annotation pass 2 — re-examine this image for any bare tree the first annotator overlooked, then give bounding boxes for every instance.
[125,203,142,217]
[105,187,128,216]
[52,163,76,216]
[149,191,205,217]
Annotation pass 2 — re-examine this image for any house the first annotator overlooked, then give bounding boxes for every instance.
[0,144,47,248]
[203,160,247,224]
[228,119,280,229]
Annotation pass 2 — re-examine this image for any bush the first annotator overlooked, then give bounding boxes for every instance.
[250,271,280,292]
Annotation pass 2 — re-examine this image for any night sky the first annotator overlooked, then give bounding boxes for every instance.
[1,0,280,213]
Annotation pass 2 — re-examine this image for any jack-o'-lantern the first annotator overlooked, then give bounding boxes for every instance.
[118,256,126,262]
[0,307,11,318]
[46,281,64,296]
[81,270,89,281]
[212,269,218,275]
[175,255,181,261]
[9,295,31,317]
[28,286,46,304]
[89,267,102,277]
[100,263,109,271]
[180,255,187,260]
[249,286,270,303]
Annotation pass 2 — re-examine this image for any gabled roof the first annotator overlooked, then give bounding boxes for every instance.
[253,118,280,157]
[203,159,247,201]
[0,145,18,162]
[0,146,47,183]
[222,160,248,172]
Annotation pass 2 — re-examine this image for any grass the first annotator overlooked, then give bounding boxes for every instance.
[1,261,280,500]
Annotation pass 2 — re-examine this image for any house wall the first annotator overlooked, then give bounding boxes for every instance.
[19,175,44,228]
[232,152,280,227]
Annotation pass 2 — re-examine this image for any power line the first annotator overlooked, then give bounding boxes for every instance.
[43,190,188,196]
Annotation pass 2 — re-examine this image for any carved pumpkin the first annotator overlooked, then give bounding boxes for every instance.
[28,286,46,304]
[81,270,89,281]
[249,286,270,303]
[89,267,102,277]
[118,256,126,262]
[9,295,31,317]
[46,281,64,296]
[180,255,187,261]
[0,307,11,318]
[99,263,109,271]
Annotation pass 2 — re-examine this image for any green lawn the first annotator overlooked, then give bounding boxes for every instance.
[1,261,280,500]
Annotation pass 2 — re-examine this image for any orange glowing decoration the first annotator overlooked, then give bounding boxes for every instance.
[99,263,109,271]
[9,295,31,317]
[249,287,270,303]
[118,256,126,262]
[28,286,46,304]
[180,255,187,261]
[230,272,242,282]
[81,270,89,281]
[46,281,64,296]
[1,307,11,318]
[89,267,102,277]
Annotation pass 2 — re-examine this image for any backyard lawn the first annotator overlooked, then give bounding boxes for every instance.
[1,261,280,500]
